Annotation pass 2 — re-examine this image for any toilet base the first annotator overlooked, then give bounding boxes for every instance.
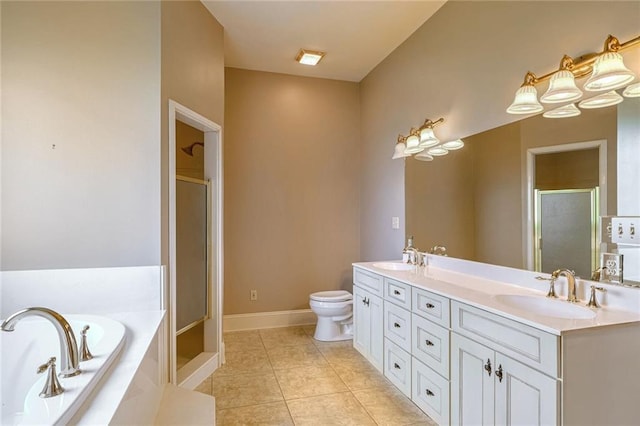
[313,317,353,342]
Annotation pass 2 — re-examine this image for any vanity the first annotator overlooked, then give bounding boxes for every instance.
[353,257,640,426]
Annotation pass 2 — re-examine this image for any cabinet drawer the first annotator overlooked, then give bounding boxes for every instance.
[354,267,383,297]
[412,357,450,426]
[384,277,412,310]
[412,314,450,379]
[384,338,412,397]
[451,301,559,377]
[384,301,412,352]
[412,287,450,328]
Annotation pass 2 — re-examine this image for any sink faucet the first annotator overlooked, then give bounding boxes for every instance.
[551,269,578,303]
[1,307,81,377]
[402,236,423,266]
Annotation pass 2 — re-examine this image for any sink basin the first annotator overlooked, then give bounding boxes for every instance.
[372,262,415,271]
[494,294,596,320]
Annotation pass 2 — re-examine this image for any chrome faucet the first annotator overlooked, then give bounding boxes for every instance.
[1,307,81,377]
[403,236,423,266]
[552,269,578,303]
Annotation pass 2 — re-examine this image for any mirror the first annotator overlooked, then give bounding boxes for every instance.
[406,97,640,285]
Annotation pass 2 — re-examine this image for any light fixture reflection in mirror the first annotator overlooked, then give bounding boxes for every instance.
[415,152,434,162]
[441,139,465,150]
[623,82,640,97]
[543,103,581,118]
[427,146,449,156]
[578,91,624,109]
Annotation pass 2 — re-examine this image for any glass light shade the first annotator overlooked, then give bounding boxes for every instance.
[584,52,635,92]
[418,127,440,148]
[392,142,410,159]
[623,82,640,98]
[578,91,623,109]
[404,133,423,154]
[415,152,434,162]
[543,103,581,118]
[441,139,464,150]
[540,70,583,103]
[427,146,449,156]
[507,85,543,114]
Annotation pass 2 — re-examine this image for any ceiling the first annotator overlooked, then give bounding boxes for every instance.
[201,1,446,82]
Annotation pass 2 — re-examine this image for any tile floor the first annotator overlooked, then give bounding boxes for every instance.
[195,325,436,425]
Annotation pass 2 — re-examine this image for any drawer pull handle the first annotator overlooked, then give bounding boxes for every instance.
[394,363,401,370]
[484,359,492,376]
[426,389,435,397]
[363,298,370,306]
[393,322,401,328]
[425,303,435,309]
[393,289,401,295]
[425,339,434,346]
[496,365,504,383]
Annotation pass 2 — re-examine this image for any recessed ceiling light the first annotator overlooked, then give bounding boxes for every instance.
[295,49,325,66]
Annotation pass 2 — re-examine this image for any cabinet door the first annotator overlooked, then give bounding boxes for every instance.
[494,353,559,426]
[353,286,370,358]
[451,333,495,426]
[369,293,384,372]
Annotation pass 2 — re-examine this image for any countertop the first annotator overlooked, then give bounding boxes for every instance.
[353,261,640,335]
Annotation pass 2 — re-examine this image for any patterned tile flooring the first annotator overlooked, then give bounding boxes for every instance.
[194,325,436,425]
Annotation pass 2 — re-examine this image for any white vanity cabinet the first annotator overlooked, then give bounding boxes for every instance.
[353,269,384,372]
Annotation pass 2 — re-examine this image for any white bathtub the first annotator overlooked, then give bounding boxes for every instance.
[0,314,126,425]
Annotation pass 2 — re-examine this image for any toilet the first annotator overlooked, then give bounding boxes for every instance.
[309,290,353,341]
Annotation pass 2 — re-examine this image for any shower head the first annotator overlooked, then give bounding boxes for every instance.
[181,142,204,156]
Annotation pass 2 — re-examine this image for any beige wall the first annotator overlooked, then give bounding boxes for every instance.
[160,1,225,266]
[360,1,640,261]
[535,150,599,191]
[224,68,360,314]
[1,1,161,270]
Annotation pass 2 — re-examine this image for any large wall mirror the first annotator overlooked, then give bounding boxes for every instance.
[405,97,640,286]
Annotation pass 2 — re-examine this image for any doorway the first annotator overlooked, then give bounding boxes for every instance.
[525,140,607,274]
[168,100,223,388]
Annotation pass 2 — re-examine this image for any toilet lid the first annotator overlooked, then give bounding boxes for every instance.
[310,290,353,302]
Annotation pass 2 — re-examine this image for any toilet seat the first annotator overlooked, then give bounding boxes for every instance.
[310,290,353,302]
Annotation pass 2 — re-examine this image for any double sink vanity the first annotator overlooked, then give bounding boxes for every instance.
[352,256,640,425]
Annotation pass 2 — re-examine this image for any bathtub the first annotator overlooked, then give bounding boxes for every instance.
[0,314,126,425]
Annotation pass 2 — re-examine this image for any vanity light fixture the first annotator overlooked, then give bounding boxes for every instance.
[507,34,640,117]
[295,49,325,66]
[392,116,464,162]
[543,103,581,118]
[623,82,640,97]
[392,135,411,159]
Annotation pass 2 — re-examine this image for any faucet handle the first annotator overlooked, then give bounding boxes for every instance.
[37,357,65,398]
[536,276,558,298]
[79,325,94,361]
[586,285,607,308]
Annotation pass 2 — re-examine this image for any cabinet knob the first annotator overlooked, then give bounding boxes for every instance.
[393,289,401,295]
[426,389,435,397]
[496,364,503,383]
[393,322,401,328]
[363,297,370,306]
[426,303,435,309]
[425,339,434,346]
[394,362,401,370]
[484,359,492,376]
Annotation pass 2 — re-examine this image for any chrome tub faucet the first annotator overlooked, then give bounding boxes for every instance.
[1,307,81,377]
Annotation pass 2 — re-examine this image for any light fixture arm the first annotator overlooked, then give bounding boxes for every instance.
[419,117,444,130]
[518,34,640,87]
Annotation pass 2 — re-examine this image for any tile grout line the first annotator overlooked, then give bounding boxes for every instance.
[261,327,299,425]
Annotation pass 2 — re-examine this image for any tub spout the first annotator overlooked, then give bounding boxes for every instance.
[1,307,81,377]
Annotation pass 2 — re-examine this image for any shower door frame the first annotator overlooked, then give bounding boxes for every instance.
[167,100,223,387]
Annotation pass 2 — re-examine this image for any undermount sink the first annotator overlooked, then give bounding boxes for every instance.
[372,262,415,271]
[494,294,596,320]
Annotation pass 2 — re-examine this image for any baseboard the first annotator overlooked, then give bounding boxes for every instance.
[223,309,317,332]
[177,352,219,390]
